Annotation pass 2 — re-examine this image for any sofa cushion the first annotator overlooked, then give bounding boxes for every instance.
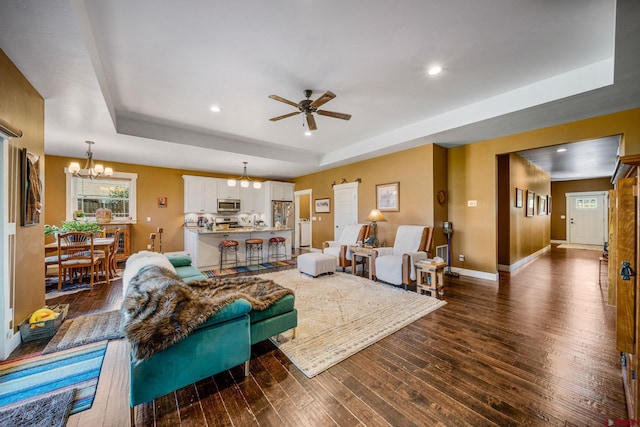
[249,294,295,323]
[174,265,206,282]
[122,251,176,293]
[196,298,252,329]
[167,255,193,268]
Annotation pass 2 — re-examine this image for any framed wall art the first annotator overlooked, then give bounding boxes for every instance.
[546,195,552,215]
[376,182,400,212]
[314,198,330,213]
[515,188,523,208]
[21,148,42,226]
[538,195,546,215]
[526,190,535,217]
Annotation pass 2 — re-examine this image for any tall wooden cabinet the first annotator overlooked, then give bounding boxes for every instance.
[611,154,640,419]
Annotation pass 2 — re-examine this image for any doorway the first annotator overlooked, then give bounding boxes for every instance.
[566,191,608,245]
[294,189,312,249]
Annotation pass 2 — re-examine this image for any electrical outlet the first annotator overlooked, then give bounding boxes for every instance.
[459,255,465,262]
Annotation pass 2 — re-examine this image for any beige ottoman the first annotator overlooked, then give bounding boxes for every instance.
[297,253,336,277]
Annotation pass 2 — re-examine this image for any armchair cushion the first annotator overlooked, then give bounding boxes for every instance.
[373,225,433,287]
[322,224,370,269]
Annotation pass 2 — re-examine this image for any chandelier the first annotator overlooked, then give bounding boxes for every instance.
[227,161,261,189]
[68,141,113,179]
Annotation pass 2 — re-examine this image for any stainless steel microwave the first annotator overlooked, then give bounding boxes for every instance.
[218,199,241,212]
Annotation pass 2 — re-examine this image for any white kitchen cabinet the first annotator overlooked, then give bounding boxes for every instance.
[240,185,265,213]
[183,175,218,213]
[269,181,295,201]
[217,179,241,200]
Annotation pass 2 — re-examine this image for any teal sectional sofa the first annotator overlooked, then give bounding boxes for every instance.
[124,251,297,426]
[165,254,298,344]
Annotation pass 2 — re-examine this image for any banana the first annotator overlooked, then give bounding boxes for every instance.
[29,308,59,327]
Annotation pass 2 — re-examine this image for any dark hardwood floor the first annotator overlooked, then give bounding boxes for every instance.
[12,246,626,426]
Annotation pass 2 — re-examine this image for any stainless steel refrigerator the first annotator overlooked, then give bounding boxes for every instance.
[272,200,294,228]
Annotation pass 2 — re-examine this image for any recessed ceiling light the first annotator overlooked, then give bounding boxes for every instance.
[557,148,567,152]
[210,105,221,112]
[427,66,442,76]
[305,131,312,136]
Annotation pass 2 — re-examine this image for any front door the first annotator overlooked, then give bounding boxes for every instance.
[567,192,608,245]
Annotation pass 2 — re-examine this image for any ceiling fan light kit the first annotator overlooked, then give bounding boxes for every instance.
[268,89,351,131]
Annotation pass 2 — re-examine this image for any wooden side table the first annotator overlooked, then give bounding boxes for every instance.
[349,245,375,280]
[416,261,447,298]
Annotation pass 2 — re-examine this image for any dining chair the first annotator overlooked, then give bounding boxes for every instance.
[57,231,102,290]
[99,228,121,278]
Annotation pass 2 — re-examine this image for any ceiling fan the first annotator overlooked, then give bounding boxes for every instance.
[268,89,352,131]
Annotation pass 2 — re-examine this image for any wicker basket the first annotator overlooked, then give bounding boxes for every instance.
[19,304,69,342]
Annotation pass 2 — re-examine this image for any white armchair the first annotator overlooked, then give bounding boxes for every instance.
[371,225,434,289]
[322,224,370,271]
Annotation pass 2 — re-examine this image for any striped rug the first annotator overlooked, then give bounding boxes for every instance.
[0,341,107,415]
[202,259,296,277]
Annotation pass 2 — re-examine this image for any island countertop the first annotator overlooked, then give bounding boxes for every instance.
[184,226,293,235]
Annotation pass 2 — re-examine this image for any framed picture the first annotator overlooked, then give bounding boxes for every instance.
[376,182,400,212]
[21,148,42,226]
[158,197,168,208]
[538,195,546,215]
[546,195,552,215]
[515,188,523,208]
[314,198,330,213]
[526,190,535,217]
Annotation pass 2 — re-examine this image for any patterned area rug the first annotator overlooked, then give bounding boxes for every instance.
[43,310,124,355]
[0,342,107,415]
[45,270,122,299]
[203,260,296,277]
[0,388,75,427]
[258,270,447,378]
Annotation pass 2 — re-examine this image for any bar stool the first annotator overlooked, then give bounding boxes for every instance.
[268,236,287,262]
[219,239,239,269]
[245,238,263,265]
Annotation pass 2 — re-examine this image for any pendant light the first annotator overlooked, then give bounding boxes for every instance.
[227,161,261,189]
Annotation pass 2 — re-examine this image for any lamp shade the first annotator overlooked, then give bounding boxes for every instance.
[366,209,387,222]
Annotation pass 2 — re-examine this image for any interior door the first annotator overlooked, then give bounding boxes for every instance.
[567,193,607,245]
[333,182,358,240]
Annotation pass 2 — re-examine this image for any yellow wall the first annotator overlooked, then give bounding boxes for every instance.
[507,153,550,264]
[292,144,448,251]
[0,49,45,327]
[299,194,310,219]
[449,108,640,274]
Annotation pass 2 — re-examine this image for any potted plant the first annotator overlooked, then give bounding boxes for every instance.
[44,220,104,237]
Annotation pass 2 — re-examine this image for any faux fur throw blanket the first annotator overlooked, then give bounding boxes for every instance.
[122,265,294,360]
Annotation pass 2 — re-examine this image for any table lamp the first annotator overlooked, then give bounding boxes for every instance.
[366,209,387,246]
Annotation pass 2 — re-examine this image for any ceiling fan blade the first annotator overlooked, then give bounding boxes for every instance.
[306,114,317,131]
[310,91,336,108]
[269,111,301,121]
[317,110,352,120]
[269,95,300,108]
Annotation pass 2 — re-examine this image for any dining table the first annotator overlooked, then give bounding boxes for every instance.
[45,237,115,284]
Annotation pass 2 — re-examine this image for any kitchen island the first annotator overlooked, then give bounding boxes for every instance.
[184,226,293,270]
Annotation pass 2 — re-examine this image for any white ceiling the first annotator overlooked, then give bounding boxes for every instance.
[1,0,639,180]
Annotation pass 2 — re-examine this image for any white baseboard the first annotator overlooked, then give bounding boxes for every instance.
[450,267,499,281]
[497,245,551,273]
[550,239,567,244]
